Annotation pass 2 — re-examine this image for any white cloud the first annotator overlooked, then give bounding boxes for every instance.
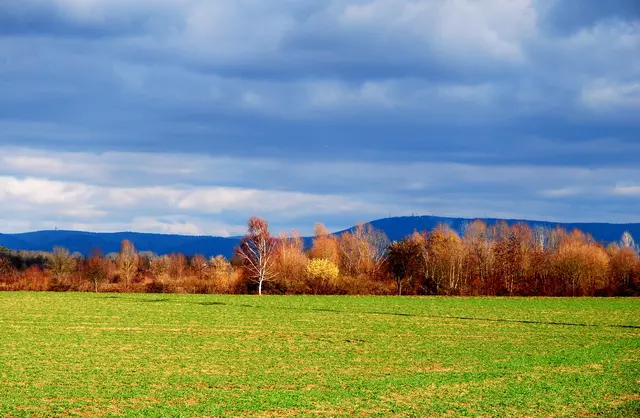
[430,0,537,63]
[581,80,640,110]
[613,184,640,196]
[0,159,398,234]
[0,176,93,206]
[69,217,233,236]
[2,155,68,174]
[338,0,537,63]
[1,147,640,235]
[0,175,379,218]
[540,187,587,198]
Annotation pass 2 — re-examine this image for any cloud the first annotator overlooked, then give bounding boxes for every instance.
[68,217,239,237]
[1,147,640,236]
[540,0,640,35]
[581,80,640,111]
[0,174,384,217]
[0,1,638,232]
[0,158,405,234]
[613,184,640,196]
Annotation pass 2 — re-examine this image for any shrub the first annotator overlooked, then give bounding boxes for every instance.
[306,258,339,294]
[146,280,166,294]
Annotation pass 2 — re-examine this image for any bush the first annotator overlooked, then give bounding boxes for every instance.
[145,280,166,294]
[306,258,339,294]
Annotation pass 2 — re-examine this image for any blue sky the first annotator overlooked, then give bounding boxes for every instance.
[0,0,639,236]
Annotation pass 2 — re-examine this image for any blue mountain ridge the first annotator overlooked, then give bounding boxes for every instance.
[0,216,638,258]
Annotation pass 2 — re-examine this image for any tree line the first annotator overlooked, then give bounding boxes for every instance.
[0,216,638,296]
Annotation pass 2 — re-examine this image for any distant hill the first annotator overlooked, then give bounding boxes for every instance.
[0,230,239,258]
[354,216,640,244]
[1,216,638,258]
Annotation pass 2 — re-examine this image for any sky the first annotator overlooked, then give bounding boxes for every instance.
[0,0,639,236]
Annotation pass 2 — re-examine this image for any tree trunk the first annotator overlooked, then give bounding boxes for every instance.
[397,280,402,296]
[258,277,263,295]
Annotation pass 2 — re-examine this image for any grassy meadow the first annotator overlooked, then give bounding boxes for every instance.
[0,293,638,417]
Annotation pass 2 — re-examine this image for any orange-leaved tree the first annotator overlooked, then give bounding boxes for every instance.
[274,231,308,293]
[309,223,340,266]
[83,248,108,292]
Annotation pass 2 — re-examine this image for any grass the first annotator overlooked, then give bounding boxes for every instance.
[0,293,638,417]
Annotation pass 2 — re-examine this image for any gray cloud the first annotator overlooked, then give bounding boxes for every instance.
[540,0,640,35]
[0,0,639,233]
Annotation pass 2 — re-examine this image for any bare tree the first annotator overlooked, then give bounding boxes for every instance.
[49,246,77,281]
[234,217,278,295]
[150,255,169,291]
[339,223,389,277]
[533,226,551,250]
[83,249,108,292]
[116,240,139,290]
[621,231,636,250]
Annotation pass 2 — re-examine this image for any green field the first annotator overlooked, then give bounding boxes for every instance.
[0,293,638,417]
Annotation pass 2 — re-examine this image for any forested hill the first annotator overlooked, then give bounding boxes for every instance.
[0,230,239,258]
[359,216,640,243]
[1,216,638,258]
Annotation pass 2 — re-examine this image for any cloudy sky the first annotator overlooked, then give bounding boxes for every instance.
[0,0,639,236]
